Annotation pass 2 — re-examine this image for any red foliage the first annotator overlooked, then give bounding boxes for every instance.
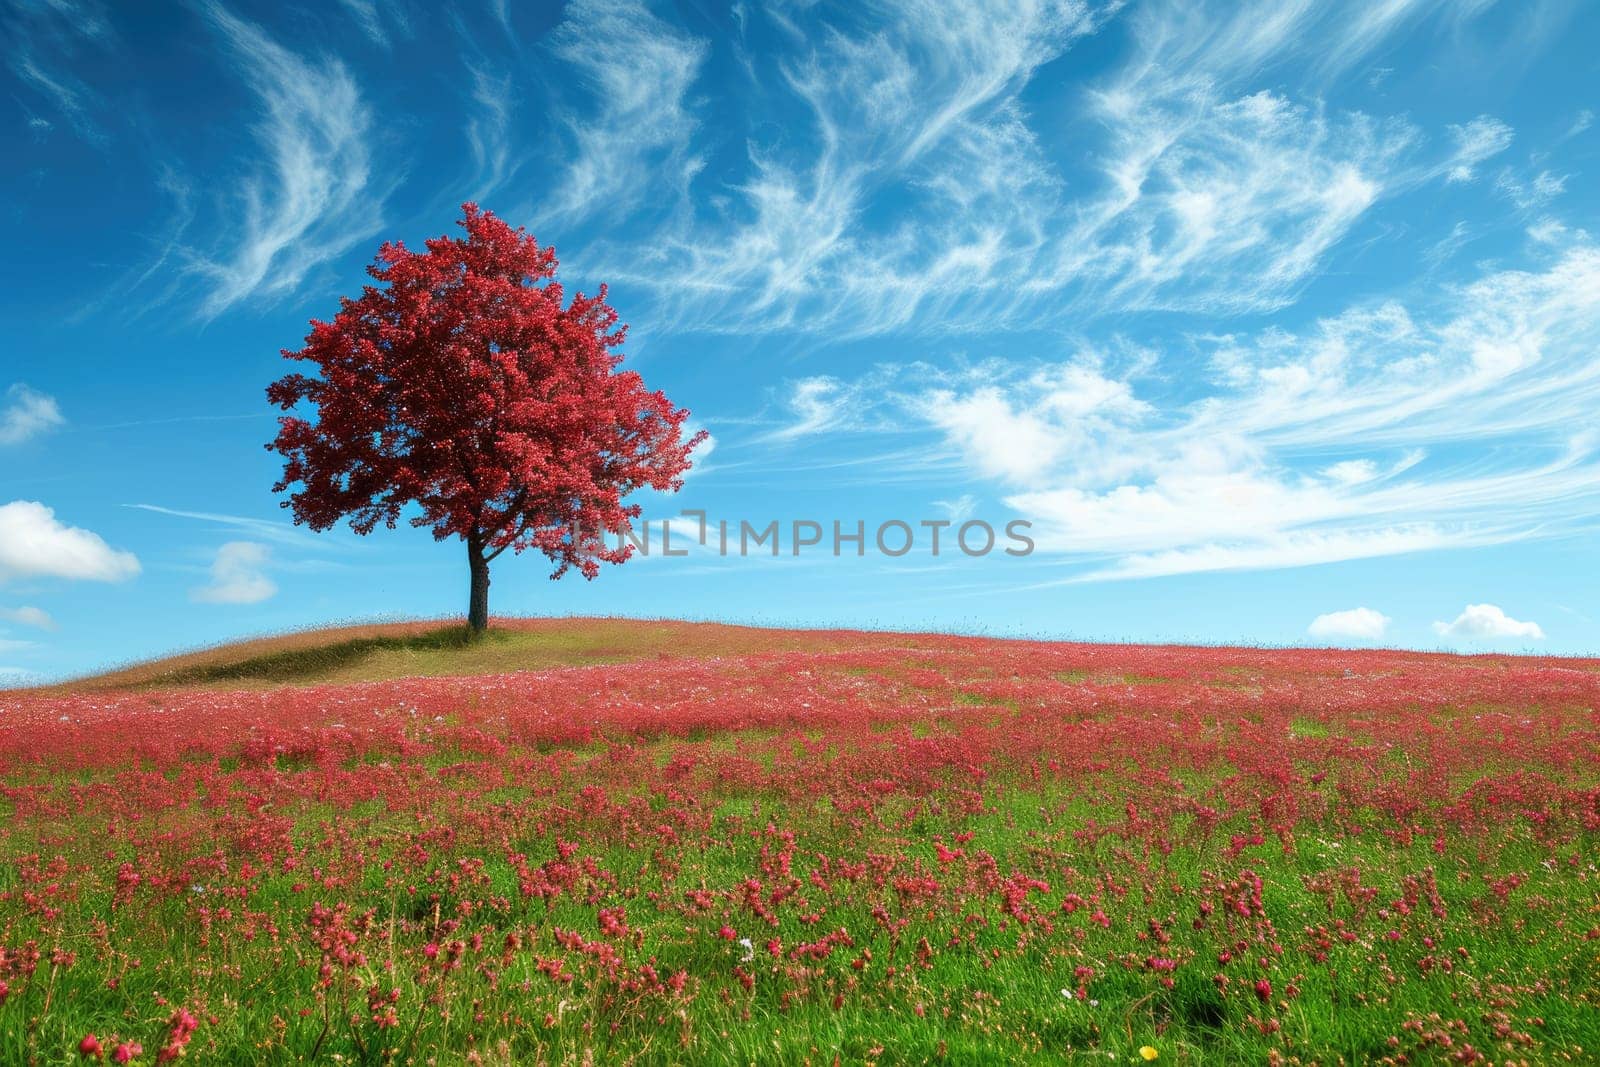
[266,204,704,624]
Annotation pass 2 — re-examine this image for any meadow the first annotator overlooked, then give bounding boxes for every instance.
[0,619,1596,1064]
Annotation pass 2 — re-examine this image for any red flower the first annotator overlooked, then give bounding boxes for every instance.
[79,1034,103,1059]
[156,1009,198,1063]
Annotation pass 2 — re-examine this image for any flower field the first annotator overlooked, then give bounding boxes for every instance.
[1,625,1598,1064]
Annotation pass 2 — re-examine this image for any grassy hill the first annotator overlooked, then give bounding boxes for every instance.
[55,616,931,690]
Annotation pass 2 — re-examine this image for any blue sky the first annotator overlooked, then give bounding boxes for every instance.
[3,0,1598,681]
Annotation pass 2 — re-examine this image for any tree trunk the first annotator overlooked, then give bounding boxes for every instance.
[467,538,490,633]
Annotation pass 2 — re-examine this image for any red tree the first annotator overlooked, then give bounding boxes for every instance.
[267,204,705,631]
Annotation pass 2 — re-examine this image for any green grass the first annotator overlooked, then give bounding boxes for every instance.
[10,764,1590,1064]
[132,625,501,686]
[58,617,917,690]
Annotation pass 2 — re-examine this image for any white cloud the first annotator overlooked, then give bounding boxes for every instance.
[11,0,1522,338]
[1308,606,1390,640]
[773,240,1600,580]
[1496,168,1568,211]
[932,494,979,523]
[920,386,1064,483]
[0,606,55,630]
[1423,220,1474,268]
[591,0,1504,334]
[597,0,1104,334]
[334,0,408,48]
[862,0,1100,163]
[12,53,101,140]
[191,541,277,605]
[766,377,857,442]
[0,384,63,445]
[1028,3,1506,319]
[1432,603,1544,641]
[488,0,512,36]
[1013,458,1350,555]
[538,0,708,225]
[463,62,515,202]
[190,2,382,317]
[125,503,326,548]
[1049,80,1412,316]
[0,501,140,583]
[768,358,1149,477]
[3,0,114,143]
[1074,526,1469,582]
[918,361,1149,484]
[1444,116,1513,182]
[1314,0,1453,80]
[1321,459,1378,485]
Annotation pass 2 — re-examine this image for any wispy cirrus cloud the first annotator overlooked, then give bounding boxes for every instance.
[1,0,116,143]
[334,0,410,49]
[1028,0,1516,318]
[1084,527,1474,581]
[187,1,384,318]
[463,61,516,203]
[12,0,1515,337]
[756,239,1600,580]
[533,0,709,227]
[1445,116,1514,182]
[628,0,1102,335]
[580,0,1511,335]
[1009,243,1600,576]
[761,377,859,443]
[1066,95,1403,317]
[124,503,329,550]
[1495,167,1568,212]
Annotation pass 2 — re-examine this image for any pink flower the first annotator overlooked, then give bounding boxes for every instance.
[156,1009,197,1063]
[79,1034,103,1059]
